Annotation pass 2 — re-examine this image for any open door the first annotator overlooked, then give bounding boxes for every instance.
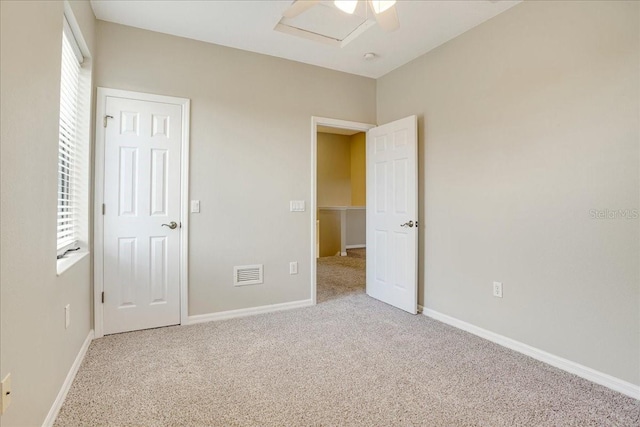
[366,116,418,314]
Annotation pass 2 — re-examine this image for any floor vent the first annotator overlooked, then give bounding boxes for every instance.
[233,264,263,286]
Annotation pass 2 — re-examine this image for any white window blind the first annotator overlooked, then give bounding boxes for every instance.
[57,18,83,251]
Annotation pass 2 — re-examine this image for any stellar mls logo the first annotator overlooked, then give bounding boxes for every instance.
[589,209,639,220]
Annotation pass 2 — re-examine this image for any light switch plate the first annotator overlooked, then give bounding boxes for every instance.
[191,200,200,213]
[290,200,305,212]
[289,261,298,275]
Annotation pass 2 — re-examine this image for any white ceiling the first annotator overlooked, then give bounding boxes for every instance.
[90,0,521,79]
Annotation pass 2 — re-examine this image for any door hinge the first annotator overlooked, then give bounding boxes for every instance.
[101,292,104,304]
[102,204,105,215]
[103,115,113,128]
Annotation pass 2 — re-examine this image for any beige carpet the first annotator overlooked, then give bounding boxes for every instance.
[316,249,365,303]
[55,251,639,426]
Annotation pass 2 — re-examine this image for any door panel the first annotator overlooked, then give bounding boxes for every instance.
[149,236,168,304]
[366,116,418,314]
[150,149,169,216]
[103,96,182,335]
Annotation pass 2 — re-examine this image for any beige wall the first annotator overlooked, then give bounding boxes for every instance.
[350,132,366,206]
[317,133,352,207]
[0,1,96,426]
[95,21,376,315]
[377,0,639,385]
[3,5,636,427]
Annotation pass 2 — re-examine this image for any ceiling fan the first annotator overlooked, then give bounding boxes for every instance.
[283,0,400,32]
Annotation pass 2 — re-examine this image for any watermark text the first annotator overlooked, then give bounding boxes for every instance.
[589,209,639,220]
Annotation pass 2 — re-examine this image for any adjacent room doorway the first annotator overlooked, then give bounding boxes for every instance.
[311,116,418,314]
[315,124,367,303]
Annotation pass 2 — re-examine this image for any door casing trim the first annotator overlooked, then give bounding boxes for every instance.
[310,117,375,304]
[94,87,191,338]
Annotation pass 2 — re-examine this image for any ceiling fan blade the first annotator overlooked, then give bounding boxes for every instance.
[282,0,320,19]
[371,2,399,32]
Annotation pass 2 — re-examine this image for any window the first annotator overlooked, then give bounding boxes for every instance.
[56,10,91,274]
[57,17,84,252]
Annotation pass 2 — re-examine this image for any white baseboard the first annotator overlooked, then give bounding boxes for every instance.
[345,244,366,249]
[186,299,314,325]
[422,309,639,400]
[42,329,94,427]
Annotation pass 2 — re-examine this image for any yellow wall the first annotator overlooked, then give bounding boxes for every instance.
[317,131,366,257]
[317,131,366,207]
[350,132,366,206]
[317,132,352,206]
[318,210,342,257]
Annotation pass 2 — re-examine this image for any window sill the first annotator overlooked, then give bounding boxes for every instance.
[57,249,89,276]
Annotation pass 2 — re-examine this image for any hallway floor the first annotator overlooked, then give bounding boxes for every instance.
[317,249,366,303]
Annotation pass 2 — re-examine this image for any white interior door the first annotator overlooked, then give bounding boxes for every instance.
[102,96,183,334]
[366,115,418,314]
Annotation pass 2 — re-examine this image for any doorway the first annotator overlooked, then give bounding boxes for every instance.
[310,117,375,304]
[94,88,191,337]
[316,126,367,302]
[310,115,419,313]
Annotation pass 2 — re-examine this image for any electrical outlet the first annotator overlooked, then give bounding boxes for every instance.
[289,261,298,275]
[65,304,71,329]
[1,373,11,414]
[493,281,503,298]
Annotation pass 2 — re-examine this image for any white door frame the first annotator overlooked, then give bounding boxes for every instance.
[310,117,375,304]
[94,87,191,338]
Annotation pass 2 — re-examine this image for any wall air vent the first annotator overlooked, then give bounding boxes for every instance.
[233,264,264,286]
